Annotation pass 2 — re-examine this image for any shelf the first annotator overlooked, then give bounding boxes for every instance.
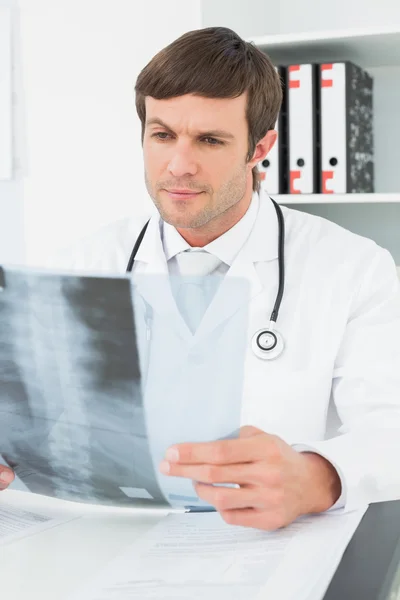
[269,193,400,204]
[252,27,400,197]
[247,26,400,68]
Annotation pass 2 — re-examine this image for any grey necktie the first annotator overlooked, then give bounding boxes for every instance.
[173,250,223,333]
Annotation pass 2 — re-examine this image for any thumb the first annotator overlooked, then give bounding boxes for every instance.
[0,466,15,490]
[239,425,264,439]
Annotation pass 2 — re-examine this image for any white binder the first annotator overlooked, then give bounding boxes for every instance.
[320,63,347,194]
[287,64,318,194]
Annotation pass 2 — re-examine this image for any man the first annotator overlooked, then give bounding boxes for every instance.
[2,27,399,530]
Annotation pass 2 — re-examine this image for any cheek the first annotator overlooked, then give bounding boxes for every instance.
[202,151,239,180]
[144,146,168,178]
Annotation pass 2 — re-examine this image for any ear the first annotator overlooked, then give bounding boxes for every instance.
[247,130,278,170]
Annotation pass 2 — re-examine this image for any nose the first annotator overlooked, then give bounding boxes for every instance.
[167,143,198,178]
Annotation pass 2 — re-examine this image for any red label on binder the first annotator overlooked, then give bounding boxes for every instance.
[322,171,334,194]
[321,64,333,87]
[289,65,301,88]
[290,170,302,194]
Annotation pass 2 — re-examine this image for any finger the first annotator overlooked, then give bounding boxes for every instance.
[239,426,264,439]
[0,466,15,491]
[220,508,286,531]
[195,482,266,511]
[165,434,276,466]
[159,460,263,485]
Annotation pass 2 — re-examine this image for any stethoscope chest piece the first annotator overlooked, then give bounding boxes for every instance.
[251,326,285,360]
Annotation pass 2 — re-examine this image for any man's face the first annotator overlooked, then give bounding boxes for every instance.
[143,93,255,230]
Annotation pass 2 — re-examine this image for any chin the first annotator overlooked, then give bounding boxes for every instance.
[157,204,207,229]
[162,213,200,229]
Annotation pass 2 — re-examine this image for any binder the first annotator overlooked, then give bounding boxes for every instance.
[258,66,287,194]
[286,63,320,194]
[319,62,374,194]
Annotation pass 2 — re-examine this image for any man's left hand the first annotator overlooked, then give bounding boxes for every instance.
[159,426,341,530]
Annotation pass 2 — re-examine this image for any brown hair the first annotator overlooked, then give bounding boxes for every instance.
[135,27,282,192]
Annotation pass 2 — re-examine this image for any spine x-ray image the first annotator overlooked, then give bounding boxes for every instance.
[0,267,165,507]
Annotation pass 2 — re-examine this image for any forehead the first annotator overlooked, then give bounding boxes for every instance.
[145,93,247,131]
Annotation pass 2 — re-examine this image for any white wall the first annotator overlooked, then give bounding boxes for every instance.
[0,0,25,265]
[16,0,201,266]
[202,0,400,37]
[201,0,279,38]
[277,0,400,35]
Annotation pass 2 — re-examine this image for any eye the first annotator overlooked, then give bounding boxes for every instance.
[152,132,171,140]
[202,137,223,146]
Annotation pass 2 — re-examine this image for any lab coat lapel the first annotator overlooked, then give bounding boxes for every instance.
[132,214,192,343]
[195,192,280,343]
[194,255,261,342]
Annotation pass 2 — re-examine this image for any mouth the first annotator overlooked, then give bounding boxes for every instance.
[163,189,204,200]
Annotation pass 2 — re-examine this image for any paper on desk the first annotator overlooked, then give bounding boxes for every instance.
[0,500,81,546]
[68,506,368,600]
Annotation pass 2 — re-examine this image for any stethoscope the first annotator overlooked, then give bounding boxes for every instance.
[126,197,285,360]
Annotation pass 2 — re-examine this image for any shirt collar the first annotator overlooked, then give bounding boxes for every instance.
[161,190,260,267]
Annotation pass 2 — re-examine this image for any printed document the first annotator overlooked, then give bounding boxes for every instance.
[68,507,367,600]
[0,501,80,545]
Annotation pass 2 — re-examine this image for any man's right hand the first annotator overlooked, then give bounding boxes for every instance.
[0,466,15,490]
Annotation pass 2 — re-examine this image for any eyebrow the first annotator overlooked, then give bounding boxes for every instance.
[145,118,235,140]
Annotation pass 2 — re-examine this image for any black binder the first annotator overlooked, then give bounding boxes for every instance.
[324,500,400,599]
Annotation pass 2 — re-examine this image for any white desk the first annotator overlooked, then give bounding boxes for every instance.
[0,490,170,600]
[3,491,400,600]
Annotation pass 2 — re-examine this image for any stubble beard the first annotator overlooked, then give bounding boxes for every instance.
[144,165,248,230]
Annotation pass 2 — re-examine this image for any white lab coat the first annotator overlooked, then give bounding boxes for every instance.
[53,190,400,511]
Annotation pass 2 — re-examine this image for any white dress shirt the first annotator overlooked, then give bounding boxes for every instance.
[162,191,260,275]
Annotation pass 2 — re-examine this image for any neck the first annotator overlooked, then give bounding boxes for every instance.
[176,190,253,247]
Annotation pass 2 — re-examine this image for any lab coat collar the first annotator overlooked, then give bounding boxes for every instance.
[134,188,279,265]
[132,189,280,344]
[243,188,279,263]
[162,189,260,267]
